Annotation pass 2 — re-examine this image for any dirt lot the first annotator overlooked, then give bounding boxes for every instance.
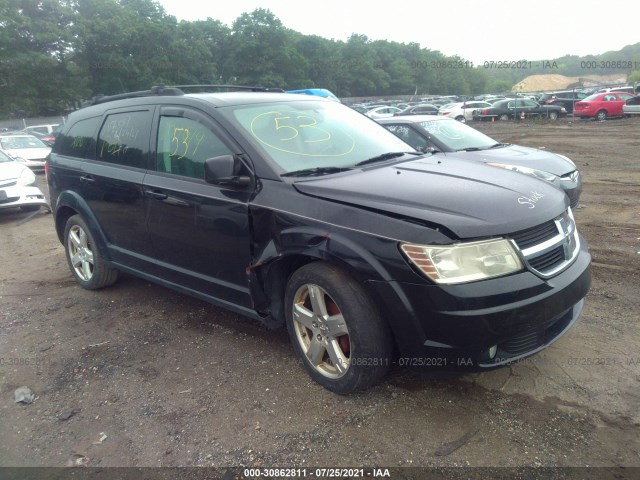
[1,117,639,471]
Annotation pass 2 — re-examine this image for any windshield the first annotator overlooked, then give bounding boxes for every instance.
[0,136,48,149]
[225,100,414,174]
[418,119,497,150]
[0,150,13,162]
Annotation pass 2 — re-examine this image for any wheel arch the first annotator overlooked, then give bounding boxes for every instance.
[249,227,398,337]
[53,191,111,261]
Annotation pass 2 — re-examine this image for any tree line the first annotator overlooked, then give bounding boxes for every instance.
[1,0,638,118]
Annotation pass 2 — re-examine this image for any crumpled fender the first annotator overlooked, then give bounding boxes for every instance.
[245,206,398,328]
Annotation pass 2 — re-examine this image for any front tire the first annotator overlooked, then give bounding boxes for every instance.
[548,111,559,120]
[64,215,119,290]
[284,262,392,394]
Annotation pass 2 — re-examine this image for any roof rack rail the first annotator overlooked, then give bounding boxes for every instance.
[168,84,285,93]
[85,85,184,106]
[82,84,286,108]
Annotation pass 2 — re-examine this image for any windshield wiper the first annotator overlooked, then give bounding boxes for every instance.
[457,143,510,152]
[281,166,353,177]
[355,151,420,167]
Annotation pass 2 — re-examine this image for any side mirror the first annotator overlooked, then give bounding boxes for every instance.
[204,154,251,188]
[419,145,436,154]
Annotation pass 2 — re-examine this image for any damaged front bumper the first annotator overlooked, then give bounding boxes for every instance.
[0,185,49,210]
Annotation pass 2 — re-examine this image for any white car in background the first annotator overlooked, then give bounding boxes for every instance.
[24,124,60,135]
[0,150,48,212]
[0,133,51,172]
[623,96,640,116]
[438,101,492,122]
[365,106,403,119]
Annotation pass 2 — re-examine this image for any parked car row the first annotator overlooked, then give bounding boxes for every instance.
[351,85,639,122]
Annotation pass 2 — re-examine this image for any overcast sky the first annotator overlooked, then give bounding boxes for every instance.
[156,0,638,65]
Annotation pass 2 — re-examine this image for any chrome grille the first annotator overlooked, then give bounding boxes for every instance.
[528,245,564,272]
[510,209,580,277]
[510,220,557,250]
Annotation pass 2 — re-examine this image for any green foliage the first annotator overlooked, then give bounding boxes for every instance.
[0,0,87,117]
[628,71,640,86]
[0,0,638,118]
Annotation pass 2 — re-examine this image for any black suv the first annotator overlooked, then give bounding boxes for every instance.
[47,86,591,394]
[538,90,589,114]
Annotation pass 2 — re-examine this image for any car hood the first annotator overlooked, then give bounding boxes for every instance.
[449,145,576,176]
[0,162,26,181]
[293,155,568,239]
[3,147,51,160]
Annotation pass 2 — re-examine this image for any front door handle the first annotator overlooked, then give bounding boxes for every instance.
[145,190,168,200]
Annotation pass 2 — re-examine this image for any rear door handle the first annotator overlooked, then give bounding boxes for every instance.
[80,175,95,184]
[145,190,168,200]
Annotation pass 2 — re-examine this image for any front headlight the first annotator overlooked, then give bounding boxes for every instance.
[400,239,523,284]
[17,167,36,186]
[487,163,557,182]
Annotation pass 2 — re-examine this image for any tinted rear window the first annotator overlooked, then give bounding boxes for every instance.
[54,117,100,159]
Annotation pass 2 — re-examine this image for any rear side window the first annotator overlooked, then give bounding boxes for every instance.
[97,111,151,169]
[156,116,232,180]
[54,117,100,159]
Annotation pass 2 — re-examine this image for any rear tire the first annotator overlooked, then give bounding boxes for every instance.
[64,215,119,290]
[499,114,509,121]
[596,110,607,121]
[284,262,392,394]
[455,115,466,123]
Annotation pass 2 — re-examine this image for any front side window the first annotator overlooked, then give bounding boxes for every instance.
[97,111,151,168]
[156,116,232,179]
[418,119,496,151]
[384,125,431,151]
